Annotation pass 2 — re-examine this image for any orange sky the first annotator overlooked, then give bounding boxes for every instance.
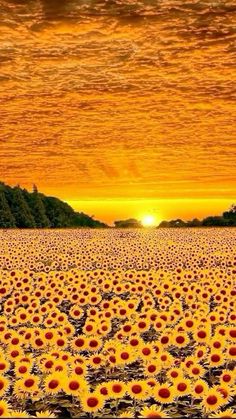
[0,0,235,225]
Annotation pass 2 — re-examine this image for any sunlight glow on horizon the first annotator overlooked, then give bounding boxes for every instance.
[67,198,234,226]
[141,215,157,227]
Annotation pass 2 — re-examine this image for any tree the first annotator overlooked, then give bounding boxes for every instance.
[10,187,36,228]
[27,191,50,228]
[32,184,38,194]
[169,219,186,228]
[202,216,228,227]
[158,221,170,228]
[222,204,236,225]
[0,191,16,227]
[114,218,142,228]
[0,181,108,229]
[186,218,201,227]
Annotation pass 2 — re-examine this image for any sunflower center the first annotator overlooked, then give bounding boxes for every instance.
[158,388,170,398]
[87,397,99,408]
[206,395,218,405]
[24,379,34,388]
[69,381,79,391]
[132,384,142,394]
[48,379,59,389]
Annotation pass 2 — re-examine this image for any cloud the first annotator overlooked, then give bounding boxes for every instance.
[0,0,235,202]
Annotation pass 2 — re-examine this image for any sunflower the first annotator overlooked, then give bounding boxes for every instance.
[216,384,234,403]
[201,387,225,413]
[80,391,105,413]
[209,408,236,418]
[14,363,32,377]
[226,345,236,360]
[70,336,88,352]
[181,318,197,332]
[144,361,162,377]
[39,356,55,374]
[159,333,172,348]
[194,345,208,361]
[42,329,57,346]
[192,379,209,398]
[135,318,151,334]
[158,351,174,368]
[128,336,143,350]
[153,384,175,404]
[43,373,64,395]
[35,411,56,418]
[188,363,206,379]
[95,383,110,398]
[173,378,192,396]
[139,405,169,418]
[31,335,46,351]
[171,331,189,348]
[83,322,98,336]
[54,336,67,350]
[87,337,103,352]
[208,351,225,367]
[121,323,135,336]
[14,375,40,399]
[0,358,10,374]
[72,362,87,377]
[226,326,236,342]
[107,380,127,399]
[0,400,11,417]
[88,354,104,369]
[119,411,135,418]
[6,346,24,363]
[167,368,183,382]
[98,320,112,336]
[0,375,10,396]
[63,375,88,396]
[117,346,136,366]
[219,370,235,386]
[127,380,149,401]
[138,343,156,362]
[193,328,211,344]
[9,410,30,418]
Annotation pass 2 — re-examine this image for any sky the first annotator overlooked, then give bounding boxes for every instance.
[0,0,235,225]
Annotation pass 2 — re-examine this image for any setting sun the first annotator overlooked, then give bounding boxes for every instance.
[141,214,156,227]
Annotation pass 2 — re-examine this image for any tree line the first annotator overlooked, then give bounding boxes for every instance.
[158,205,236,227]
[0,182,107,228]
[113,206,236,228]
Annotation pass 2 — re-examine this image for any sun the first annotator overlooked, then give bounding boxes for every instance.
[141,215,156,227]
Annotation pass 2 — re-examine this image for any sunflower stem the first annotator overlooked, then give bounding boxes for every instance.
[115,399,119,416]
[133,397,136,413]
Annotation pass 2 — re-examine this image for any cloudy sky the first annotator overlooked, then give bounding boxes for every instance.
[0,0,235,224]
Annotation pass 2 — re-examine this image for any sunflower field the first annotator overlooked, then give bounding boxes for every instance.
[0,228,235,418]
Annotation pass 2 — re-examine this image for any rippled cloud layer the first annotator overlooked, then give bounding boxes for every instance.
[0,0,235,201]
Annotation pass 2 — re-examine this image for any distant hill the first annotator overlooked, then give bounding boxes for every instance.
[0,182,108,228]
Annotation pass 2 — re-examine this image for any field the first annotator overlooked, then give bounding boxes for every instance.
[0,228,235,418]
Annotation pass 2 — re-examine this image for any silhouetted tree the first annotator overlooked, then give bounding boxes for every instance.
[0,181,108,229]
[25,190,50,228]
[158,221,170,228]
[32,184,38,194]
[0,191,16,228]
[202,216,228,227]
[114,218,142,228]
[169,219,186,228]
[10,187,36,228]
[186,218,201,227]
